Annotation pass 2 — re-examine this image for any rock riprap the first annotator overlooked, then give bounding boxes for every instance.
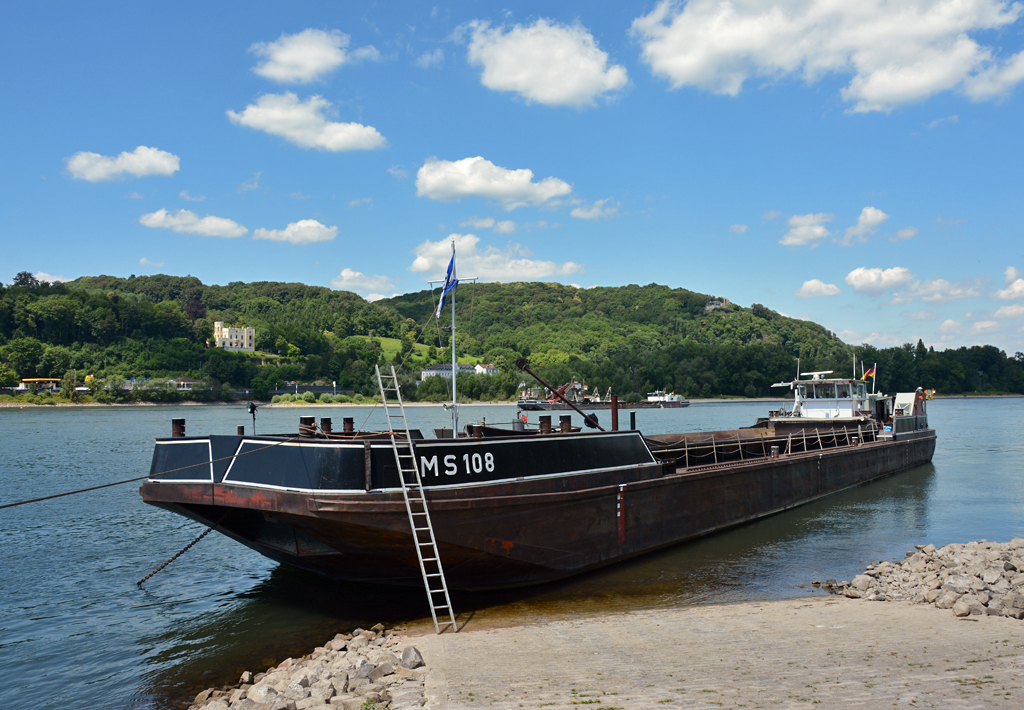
[818,539,1024,618]
[189,624,427,710]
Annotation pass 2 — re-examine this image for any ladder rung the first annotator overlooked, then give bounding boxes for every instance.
[376,365,456,633]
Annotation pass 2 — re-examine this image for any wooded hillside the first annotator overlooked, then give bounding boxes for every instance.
[1,272,1021,402]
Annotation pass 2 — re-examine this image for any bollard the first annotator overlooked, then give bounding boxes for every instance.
[171,418,186,438]
[539,415,551,434]
[611,395,619,431]
[299,416,316,437]
[630,411,636,430]
[559,415,572,432]
[473,424,483,439]
[771,445,779,459]
[321,418,332,435]
[237,425,245,436]
[343,417,354,434]
[852,436,859,446]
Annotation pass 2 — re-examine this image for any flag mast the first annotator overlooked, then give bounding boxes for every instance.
[429,240,475,437]
[449,258,457,435]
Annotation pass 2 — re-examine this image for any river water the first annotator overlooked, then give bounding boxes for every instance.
[1,398,1021,709]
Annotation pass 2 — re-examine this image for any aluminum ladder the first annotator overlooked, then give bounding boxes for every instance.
[375,364,458,634]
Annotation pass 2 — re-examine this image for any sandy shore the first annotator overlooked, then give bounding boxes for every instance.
[409,596,1024,709]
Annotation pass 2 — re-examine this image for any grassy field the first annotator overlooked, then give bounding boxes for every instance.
[368,337,481,367]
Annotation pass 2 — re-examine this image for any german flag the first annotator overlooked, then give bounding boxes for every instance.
[861,367,876,380]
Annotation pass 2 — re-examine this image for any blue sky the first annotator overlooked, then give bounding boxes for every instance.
[3,1,1024,354]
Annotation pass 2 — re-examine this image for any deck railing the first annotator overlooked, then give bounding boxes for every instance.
[653,424,880,470]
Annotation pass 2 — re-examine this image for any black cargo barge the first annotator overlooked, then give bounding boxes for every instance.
[140,414,935,591]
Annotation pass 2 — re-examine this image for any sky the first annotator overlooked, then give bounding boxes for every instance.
[2,1,1023,354]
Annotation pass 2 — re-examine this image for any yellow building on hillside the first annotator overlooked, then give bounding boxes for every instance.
[214,321,255,351]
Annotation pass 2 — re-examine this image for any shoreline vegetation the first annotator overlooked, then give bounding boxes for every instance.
[4,274,1024,408]
[1,393,1020,409]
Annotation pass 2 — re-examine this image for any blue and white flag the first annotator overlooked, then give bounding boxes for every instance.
[434,248,458,319]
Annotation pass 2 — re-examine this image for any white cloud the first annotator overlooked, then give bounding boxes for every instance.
[331,268,396,295]
[239,171,262,192]
[908,277,985,302]
[891,226,919,242]
[253,219,337,244]
[839,206,889,245]
[730,224,749,233]
[994,278,1024,300]
[1005,266,1021,285]
[289,192,310,200]
[937,319,963,335]
[762,209,784,220]
[409,233,581,281]
[927,114,960,128]
[570,198,619,220]
[461,216,495,229]
[250,29,379,84]
[139,208,248,238]
[631,0,1024,113]
[835,329,905,347]
[964,45,1024,100]
[780,212,834,247]
[460,216,518,233]
[907,310,934,321]
[348,197,372,208]
[845,266,914,294]
[34,271,70,283]
[125,192,144,199]
[416,156,571,210]
[795,279,841,298]
[138,258,164,267]
[66,146,179,182]
[971,319,1001,334]
[388,165,408,179]
[466,18,628,107]
[994,303,1024,318]
[227,93,387,151]
[179,190,205,202]
[416,48,445,69]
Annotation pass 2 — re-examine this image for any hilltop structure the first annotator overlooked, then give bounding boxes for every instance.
[213,321,255,351]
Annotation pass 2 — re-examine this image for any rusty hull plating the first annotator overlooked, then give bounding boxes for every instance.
[140,420,935,591]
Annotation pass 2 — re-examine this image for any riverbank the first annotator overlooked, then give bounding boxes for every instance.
[410,595,1024,709]
[188,624,429,710]
[186,539,1024,709]
[3,393,1020,408]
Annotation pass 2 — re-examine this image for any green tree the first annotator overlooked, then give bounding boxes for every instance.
[3,337,45,378]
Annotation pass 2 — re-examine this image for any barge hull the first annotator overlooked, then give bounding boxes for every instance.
[141,431,935,590]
